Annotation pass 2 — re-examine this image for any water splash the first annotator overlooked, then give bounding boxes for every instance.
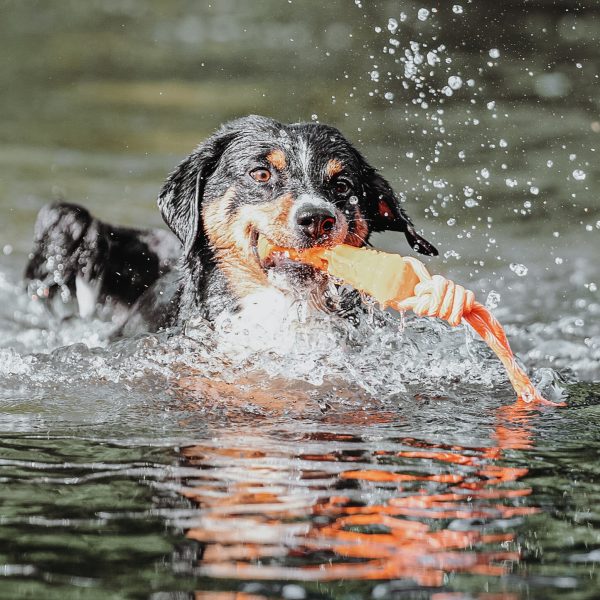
[509,263,528,277]
[0,268,512,404]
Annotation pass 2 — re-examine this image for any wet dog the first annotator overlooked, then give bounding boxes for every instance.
[25,115,437,335]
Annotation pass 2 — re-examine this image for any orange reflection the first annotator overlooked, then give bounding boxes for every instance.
[181,399,540,589]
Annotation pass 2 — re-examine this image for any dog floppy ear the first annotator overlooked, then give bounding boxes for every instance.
[158,131,235,257]
[364,171,438,256]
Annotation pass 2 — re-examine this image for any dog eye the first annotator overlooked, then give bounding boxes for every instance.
[249,167,272,183]
[333,179,352,195]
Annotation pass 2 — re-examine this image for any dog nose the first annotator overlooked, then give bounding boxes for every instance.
[295,206,337,241]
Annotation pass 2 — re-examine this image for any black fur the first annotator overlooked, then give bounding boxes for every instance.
[363,171,439,256]
[24,116,437,334]
[25,202,180,313]
[158,131,237,257]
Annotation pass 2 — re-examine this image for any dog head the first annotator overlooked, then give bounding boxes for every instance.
[158,115,437,300]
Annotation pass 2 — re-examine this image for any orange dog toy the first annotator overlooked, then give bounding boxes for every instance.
[257,238,560,406]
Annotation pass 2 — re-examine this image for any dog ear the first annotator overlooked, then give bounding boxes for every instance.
[158,131,236,256]
[364,171,438,256]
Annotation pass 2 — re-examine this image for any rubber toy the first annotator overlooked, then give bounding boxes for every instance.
[257,237,561,406]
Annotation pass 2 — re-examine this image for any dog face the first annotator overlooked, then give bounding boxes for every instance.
[158,116,437,300]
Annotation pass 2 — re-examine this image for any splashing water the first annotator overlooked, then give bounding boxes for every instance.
[0,270,509,403]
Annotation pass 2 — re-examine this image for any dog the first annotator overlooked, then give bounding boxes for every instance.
[24,115,438,337]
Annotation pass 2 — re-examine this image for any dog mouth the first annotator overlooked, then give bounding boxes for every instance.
[250,229,318,276]
[250,229,290,271]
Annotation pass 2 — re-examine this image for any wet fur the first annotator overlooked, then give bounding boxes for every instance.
[25,202,180,316]
[24,115,437,335]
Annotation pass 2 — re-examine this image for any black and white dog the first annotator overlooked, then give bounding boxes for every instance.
[25,115,437,336]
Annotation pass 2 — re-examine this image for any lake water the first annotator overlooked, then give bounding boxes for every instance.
[0,2,599,599]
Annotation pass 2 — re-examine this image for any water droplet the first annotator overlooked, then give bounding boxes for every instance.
[480,168,490,179]
[417,8,430,21]
[572,169,586,181]
[499,138,508,148]
[427,51,440,66]
[546,159,554,168]
[505,178,518,188]
[530,186,539,195]
[485,290,501,309]
[486,101,496,110]
[447,218,456,226]
[60,285,71,303]
[489,48,500,59]
[465,199,479,208]
[452,5,463,14]
[348,195,358,205]
[370,70,380,82]
[444,249,461,259]
[387,17,398,34]
[384,91,394,100]
[311,114,318,121]
[509,263,528,277]
[448,75,463,90]
[555,257,564,264]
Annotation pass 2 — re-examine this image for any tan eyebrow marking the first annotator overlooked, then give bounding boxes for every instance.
[326,158,344,178]
[266,149,287,171]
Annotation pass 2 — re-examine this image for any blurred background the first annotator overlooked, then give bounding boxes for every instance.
[0,0,598,295]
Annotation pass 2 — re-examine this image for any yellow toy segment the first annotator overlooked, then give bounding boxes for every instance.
[257,238,419,306]
[321,246,420,307]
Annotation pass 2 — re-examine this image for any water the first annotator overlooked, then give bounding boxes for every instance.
[1,2,600,599]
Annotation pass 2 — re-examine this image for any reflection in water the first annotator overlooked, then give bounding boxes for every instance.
[179,401,539,591]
